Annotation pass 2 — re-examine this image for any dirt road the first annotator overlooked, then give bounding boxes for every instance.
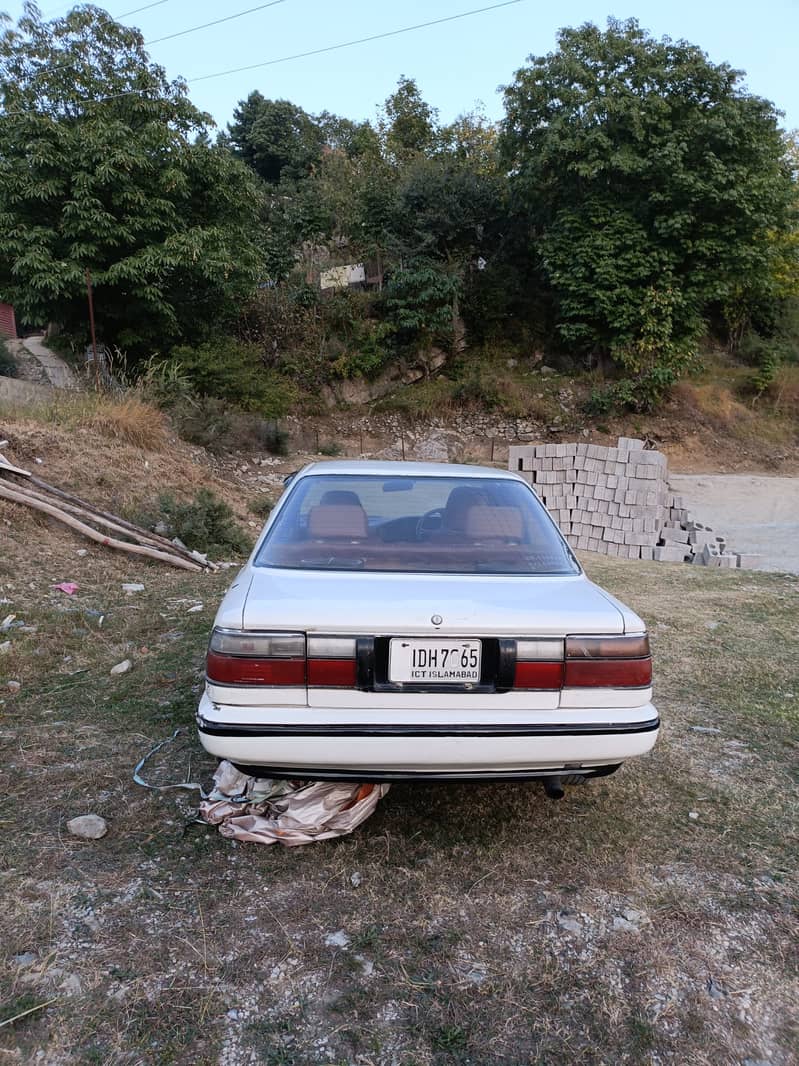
[670,474,799,573]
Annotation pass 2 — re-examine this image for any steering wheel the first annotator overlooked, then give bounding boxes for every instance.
[416,509,444,539]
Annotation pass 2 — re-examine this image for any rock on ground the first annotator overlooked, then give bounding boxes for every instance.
[67,814,108,840]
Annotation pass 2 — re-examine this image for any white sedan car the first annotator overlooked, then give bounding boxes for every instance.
[197,461,658,796]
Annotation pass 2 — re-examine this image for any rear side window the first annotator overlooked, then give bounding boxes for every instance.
[255,474,578,575]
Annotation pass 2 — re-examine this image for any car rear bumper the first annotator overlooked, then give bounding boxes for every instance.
[196,694,659,780]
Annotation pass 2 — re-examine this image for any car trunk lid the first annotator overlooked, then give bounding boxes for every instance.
[241,568,626,710]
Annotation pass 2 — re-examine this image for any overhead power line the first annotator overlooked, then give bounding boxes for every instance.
[144,0,288,47]
[187,0,524,83]
[4,0,290,86]
[1,0,524,115]
[116,0,175,18]
[40,0,174,20]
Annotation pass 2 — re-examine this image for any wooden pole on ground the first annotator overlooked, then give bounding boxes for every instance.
[0,481,203,571]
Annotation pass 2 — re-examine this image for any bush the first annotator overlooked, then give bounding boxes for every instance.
[240,283,324,385]
[318,440,343,456]
[330,321,394,381]
[136,355,195,409]
[0,337,17,377]
[739,315,799,400]
[249,494,274,520]
[171,396,232,452]
[170,336,297,417]
[385,262,459,345]
[173,397,289,455]
[767,364,799,418]
[140,489,250,556]
[585,364,684,415]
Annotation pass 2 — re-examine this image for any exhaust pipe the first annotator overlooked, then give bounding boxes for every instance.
[543,776,564,800]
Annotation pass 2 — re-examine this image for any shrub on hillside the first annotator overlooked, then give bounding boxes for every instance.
[139,489,250,556]
[249,494,274,520]
[136,355,195,409]
[739,304,799,400]
[173,396,288,455]
[170,336,296,417]
[585,370,679,416]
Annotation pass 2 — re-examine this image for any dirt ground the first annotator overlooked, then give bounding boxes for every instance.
[670,475,799,574]
[0,416,797,1065]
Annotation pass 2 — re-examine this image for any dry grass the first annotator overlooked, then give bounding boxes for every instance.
[0,536,796,1064]
[0,415,256,528]
[87,394,168,451]
[671,381,751,425]
[666,377,798,460]
[768,363,799,418]
[0,391,168,451]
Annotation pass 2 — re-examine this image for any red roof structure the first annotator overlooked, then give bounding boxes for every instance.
[0,303,17,339]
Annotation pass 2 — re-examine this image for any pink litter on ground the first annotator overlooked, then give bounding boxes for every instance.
[53,582,79,595]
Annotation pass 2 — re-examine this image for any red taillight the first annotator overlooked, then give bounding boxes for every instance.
[564,634,651,689]
[307,658,357,687]
[206,631,360,688]
[207,629,306,687]
[206,649,306,686]
[564,658,652,688]
[566,635,650,660]
[513,661,564,689]
[511,633,651,690]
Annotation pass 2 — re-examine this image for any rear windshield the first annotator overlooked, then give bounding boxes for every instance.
[255,474,578,575]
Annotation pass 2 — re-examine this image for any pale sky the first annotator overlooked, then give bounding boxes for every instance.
[5,0,798,133]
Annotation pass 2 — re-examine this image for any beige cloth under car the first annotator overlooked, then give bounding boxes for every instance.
[199,760,390,846]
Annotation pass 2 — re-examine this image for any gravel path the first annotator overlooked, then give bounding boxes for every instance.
[22,334,78,389]
[670,474,799,574]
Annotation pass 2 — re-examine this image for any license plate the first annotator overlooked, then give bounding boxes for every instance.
[388,639,482,684]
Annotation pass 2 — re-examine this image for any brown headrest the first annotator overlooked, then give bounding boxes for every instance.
[308,504,368,539]
[443,486,490,531]
[464,505,523,540]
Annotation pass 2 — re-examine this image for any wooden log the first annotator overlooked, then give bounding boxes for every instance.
[0,481,203,571]
[0,454,30,477]
[7,480,179,552]
[0,458,218,570]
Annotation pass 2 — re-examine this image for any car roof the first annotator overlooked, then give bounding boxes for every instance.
[295,459,524,481]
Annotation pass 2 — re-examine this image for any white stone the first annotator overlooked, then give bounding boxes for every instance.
[67,814,108,840]
[324,930,351,949]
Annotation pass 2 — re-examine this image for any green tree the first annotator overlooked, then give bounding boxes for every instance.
[0,3,265,353]
[381,76,438,159]
[439,107,500,175]
[500,18,794,399]
[385,262,460,347]
[390,155,503,348]
[228,92,325,184]
[316,110,381,160]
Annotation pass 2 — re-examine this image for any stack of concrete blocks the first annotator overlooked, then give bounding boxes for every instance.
[508,437,757,567]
